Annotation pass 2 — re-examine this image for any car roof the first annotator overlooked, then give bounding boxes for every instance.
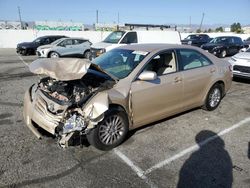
[215,36,240,39]
[38,35,67,38]
[115,43,202,53]
[66,37,88,40]
[189,34,208,36]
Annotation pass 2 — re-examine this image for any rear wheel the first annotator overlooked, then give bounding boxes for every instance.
[49,52,59,58]
[86,109,129,150]
[202,84,223,111]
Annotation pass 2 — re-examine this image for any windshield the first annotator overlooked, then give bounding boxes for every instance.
[92,49,148,79]
[209,37,230,44]
[33,37,42,43]
[185,35,199,40]
[103,31,125,43]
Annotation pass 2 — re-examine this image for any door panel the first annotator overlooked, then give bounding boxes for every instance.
[131,72,183,127]
[181,65,214,109]
[177,48,215,110]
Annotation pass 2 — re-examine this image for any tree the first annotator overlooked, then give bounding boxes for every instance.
[196,29,201,33]
[208,28,213,33]
[215,27,223,32]
[231,22,243,33]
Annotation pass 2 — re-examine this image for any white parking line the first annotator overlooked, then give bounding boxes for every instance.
[16,53,29,67]
[144,116,250,175]
[114,116,250,187]
[114,149,158,188]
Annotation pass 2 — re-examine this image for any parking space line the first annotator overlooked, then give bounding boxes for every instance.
[144,116,250,175]
[114,149,158,188]
[16,53,29,67]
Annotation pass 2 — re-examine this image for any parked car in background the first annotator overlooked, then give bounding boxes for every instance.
[181,34,211,47]
[243,37,250,45]
[201,36,247,58]
[37,37,92,59]
[228,47,250,79]
[24,44,232,150]
[90,30,181,59]
[16,35,67,56]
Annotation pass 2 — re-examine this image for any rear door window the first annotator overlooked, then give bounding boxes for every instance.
[177,49,212,70]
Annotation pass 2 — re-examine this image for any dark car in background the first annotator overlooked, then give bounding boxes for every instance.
[243,37,250,46]
[181,34,211,47]
[16,35,67,56]
[201,36,247,58]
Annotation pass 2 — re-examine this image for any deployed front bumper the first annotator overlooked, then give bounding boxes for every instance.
[23,87,66,138]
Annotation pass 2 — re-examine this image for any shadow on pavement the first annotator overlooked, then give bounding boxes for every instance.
[177,130,233,188]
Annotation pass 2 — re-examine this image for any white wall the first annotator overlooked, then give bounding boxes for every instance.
[0,30,250,48]
[0,30,111,48]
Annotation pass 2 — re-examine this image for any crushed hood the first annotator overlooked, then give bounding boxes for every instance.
[29,58,91,81]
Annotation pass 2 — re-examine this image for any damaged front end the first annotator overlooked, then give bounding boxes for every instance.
[23,58,115,147]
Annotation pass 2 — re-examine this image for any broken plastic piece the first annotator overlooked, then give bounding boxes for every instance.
[63,114,86,134]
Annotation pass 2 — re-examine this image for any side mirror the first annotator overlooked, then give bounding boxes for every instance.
[138,71,157,81]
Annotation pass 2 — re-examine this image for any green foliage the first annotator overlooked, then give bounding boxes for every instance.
[208,28,213,33]
[230,22,243,33]
[196,29,201,33]
[215,27,223,32]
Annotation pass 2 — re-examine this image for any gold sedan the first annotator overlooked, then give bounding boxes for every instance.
[23,44,232,150]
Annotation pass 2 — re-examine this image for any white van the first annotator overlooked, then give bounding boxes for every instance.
[90,30,181,58]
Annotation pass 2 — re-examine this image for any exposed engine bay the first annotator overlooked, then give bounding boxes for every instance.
[34,71,115,147]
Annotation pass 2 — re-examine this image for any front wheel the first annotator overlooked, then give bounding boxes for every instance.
[202,84,223,111]
[49,52,60,58]
[83,50,91,59]
[86,109,129,150]
[219,50,227,58]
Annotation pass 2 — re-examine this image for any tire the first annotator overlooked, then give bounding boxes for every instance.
[83,50,91,59]
[49,51,60,58]
[86,109,129,151]
[219,50,227,58]
[202,84,223,111]
[21,49,28,56]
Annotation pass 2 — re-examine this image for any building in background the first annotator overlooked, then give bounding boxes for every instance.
[95,23,125,31]
[242,26,250,34]
[0,21,22,29]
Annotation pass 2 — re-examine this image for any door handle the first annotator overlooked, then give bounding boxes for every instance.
[174,77,182,83]
[210,68,216,73]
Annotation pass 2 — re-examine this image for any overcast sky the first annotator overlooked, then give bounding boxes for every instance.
[0,0,249,25]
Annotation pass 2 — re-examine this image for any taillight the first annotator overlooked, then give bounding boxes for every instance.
[229,65,232,72]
